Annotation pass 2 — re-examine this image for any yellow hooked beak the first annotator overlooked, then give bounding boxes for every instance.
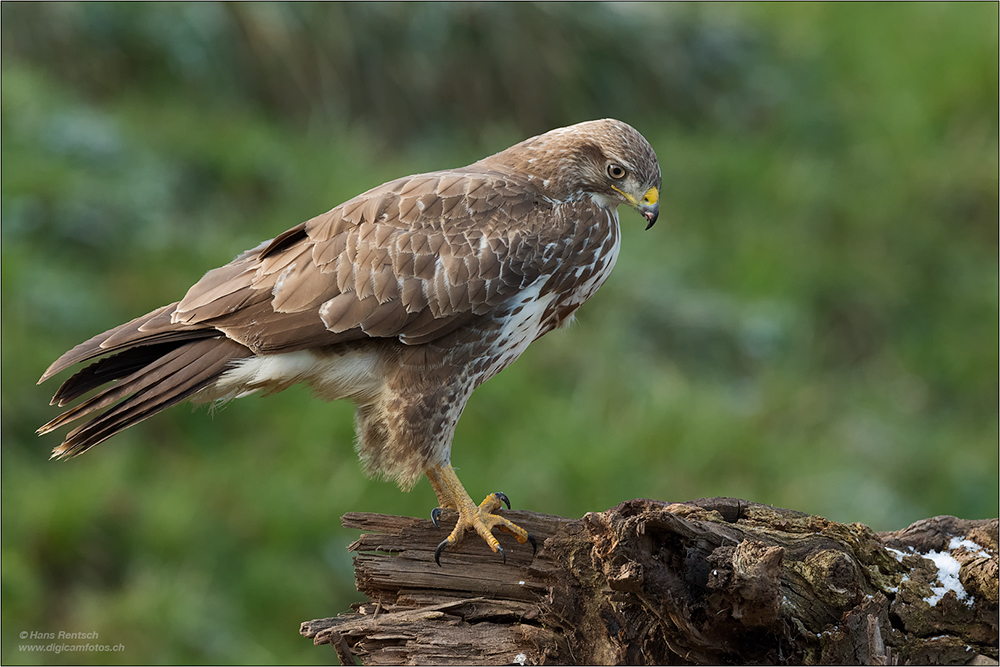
[613,185,660,230]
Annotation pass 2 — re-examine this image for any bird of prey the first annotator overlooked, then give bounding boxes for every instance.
[38,118,661,564]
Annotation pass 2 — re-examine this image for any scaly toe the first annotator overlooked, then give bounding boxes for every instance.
[425,465,535,566]
[432,502,533,565]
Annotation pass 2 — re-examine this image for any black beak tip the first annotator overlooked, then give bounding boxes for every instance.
[644,212,658,230]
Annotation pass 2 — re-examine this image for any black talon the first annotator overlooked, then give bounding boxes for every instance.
[431,507,442,529]
[434,539,448,566]
[497,544,506,564]
[527,533,537,556]
[495,491,511,510]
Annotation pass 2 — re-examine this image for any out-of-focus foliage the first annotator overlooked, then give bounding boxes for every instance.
[2,3,997,665]
[1,3,776,142]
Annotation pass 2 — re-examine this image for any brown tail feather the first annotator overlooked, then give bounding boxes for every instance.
[42,337,252,458]
[51,342,189,406]
[40,341,214,432]
[38,304,216,384]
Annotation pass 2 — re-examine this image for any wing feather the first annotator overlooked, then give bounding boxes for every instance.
[319,293,381,334]
[313,229,348,267]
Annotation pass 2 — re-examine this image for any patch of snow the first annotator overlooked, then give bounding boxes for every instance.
[923,549,971,607]
[949,537,990,559]
[513,652,528,665]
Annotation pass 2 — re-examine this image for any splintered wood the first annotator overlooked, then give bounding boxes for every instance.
[300,498,998,665]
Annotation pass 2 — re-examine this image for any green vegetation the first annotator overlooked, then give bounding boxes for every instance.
[3,3,996,664]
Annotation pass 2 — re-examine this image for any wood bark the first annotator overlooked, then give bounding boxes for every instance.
[300,498,998,665]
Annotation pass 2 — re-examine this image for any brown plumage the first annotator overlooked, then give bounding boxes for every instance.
[38,118,661,562]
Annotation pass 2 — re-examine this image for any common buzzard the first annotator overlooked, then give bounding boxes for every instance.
[38,118,661,564]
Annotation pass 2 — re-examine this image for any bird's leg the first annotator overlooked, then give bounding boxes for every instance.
[425,463,536,566]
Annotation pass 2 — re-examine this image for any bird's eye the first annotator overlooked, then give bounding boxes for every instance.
[607,164,627,180]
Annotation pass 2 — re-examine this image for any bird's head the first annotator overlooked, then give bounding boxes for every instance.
[575,119,661,229]
[496,118,661,229]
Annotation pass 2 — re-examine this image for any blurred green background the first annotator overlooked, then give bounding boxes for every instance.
[2,3,997,664]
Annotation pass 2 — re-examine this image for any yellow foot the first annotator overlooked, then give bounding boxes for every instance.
[425,464,537,566]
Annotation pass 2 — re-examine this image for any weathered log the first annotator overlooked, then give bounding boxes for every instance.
[300,498,998,665]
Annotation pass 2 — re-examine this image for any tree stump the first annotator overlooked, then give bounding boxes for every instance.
[300,498,998,665]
